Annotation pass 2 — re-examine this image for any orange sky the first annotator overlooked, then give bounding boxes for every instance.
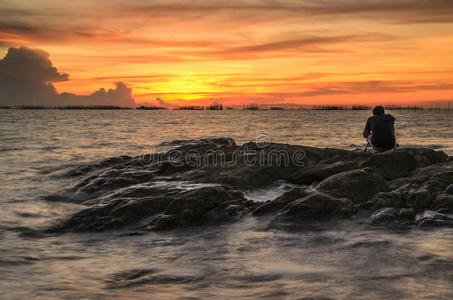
[1,0,453,107]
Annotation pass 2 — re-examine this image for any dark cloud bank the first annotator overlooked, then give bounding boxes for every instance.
[0,46,135,107]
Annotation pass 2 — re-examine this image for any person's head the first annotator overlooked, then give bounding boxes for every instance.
[372,106,385,116]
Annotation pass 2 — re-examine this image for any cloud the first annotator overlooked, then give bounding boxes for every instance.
[155,97,175,108]
[207,33,395,58]
[58,82,134,106]
[0,46,68,82]
[106,1,453,24]
[0,46,135,106]
[138,97,176,108]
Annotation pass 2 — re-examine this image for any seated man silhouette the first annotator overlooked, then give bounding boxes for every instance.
[363,106,396,152]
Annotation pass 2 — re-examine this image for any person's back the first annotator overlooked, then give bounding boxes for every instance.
[363,106,396,152]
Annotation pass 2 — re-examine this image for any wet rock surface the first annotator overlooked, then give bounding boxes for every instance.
[46,138,453,232]
[276,192,353,222]
[317,168,388,204]
[416,211,453,227]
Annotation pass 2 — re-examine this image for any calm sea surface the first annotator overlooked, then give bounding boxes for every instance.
[1,109,452,299]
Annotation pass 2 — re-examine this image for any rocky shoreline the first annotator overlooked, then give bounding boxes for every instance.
[46,138,453,233]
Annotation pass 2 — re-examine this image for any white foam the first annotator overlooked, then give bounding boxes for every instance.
[243,181,297,202]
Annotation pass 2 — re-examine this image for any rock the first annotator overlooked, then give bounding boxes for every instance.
[317,168,388,204]
[360,151,417,180]
[404,148,449,167]
[398,208,416,223]
[371,192,402,209]
[77,176,140,196]
[50,186,256,232]
[370,207,399,224]
[46,138,453,232]
[421,179,449,194]
[165,137,236,149]
[431,194,453,213]
[252,187,311,215]
[64,164,96,177]
[64,156,132,177]
[441,167,453,183]
[276,193,353,222]
[354,192,402,217]
[52,195,171,232]
[416,211,453,227]
[406,188,433,211]
[291,161,359,185]
[369,207,415,225]
[144,214,178,230]
[444,184,453,195]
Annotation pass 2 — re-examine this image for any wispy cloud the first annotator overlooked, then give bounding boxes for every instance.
[106,0,453,24]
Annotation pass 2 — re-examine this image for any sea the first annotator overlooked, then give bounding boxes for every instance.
[1,109,452,299]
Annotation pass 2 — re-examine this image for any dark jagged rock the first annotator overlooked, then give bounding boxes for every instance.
[406,188,432,212]
[354,191,403,218]
[77,176,140,195]
[53,195,172,232]
[252,187,311,216]
[276,193,353,222]
[431,194,453,213]
[47,138,453,232]
[317,168,388,204]
[370,207,399,224]
[369,207,415,225]
[371,192,403,209]
[444,184,453,195]
[64,155,132,177]
[399,208,416,224]
[50,186,256,232]
[416,211,453,227]
[159,137,236,148]
[291,161,359,185]
[359,151,418,180]
[404,148,449,167]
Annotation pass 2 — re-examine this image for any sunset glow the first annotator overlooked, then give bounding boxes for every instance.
[1,0,453,107]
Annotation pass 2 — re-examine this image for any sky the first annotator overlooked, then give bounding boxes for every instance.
[0,0,453,107]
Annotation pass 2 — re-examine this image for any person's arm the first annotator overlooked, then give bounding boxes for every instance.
[391,121,396,147]
[390,115,396,138]
[363,118,371,138]
[363,129,370,139]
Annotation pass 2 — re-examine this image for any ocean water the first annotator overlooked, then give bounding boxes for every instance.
[0,109,452,299]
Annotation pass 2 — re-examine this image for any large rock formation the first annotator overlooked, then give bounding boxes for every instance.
[317,168,388,204]
[45,138,452,233]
